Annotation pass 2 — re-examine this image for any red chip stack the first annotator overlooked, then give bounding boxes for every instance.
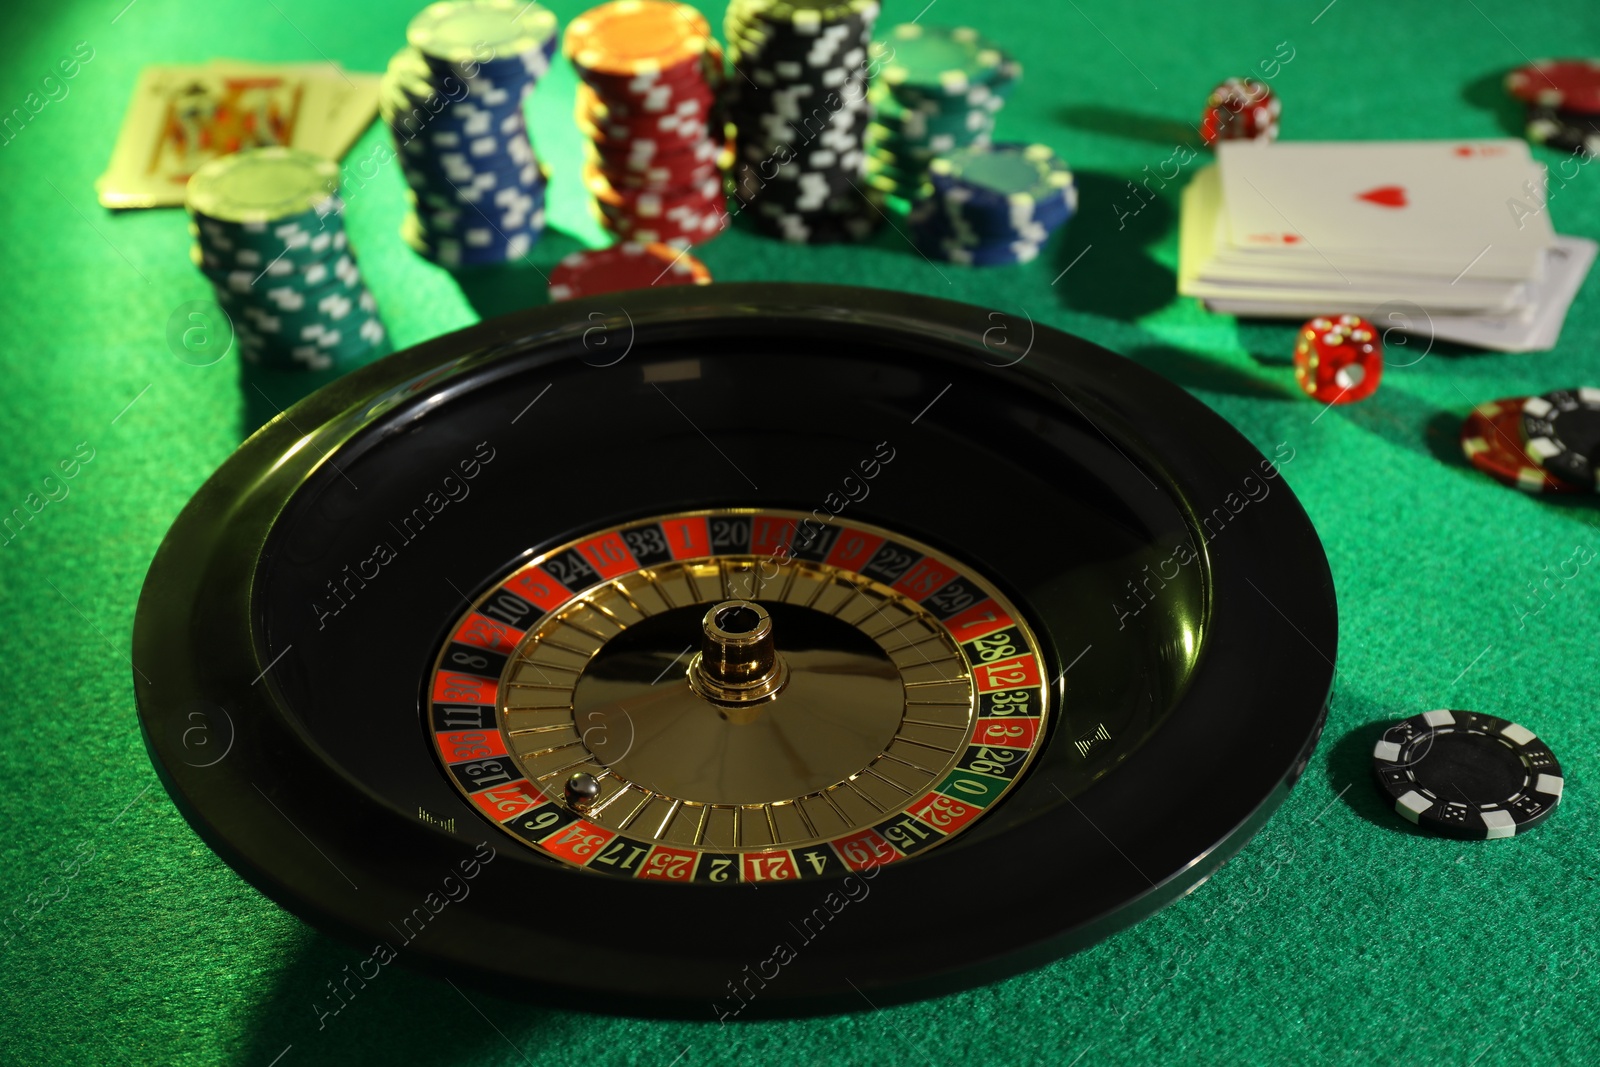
[566,0,728,246]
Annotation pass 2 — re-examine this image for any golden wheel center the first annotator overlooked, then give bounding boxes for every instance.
[466,517,1050,862]
[505,557,975,851]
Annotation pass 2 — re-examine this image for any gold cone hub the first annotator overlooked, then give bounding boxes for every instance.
[575,598,905,805]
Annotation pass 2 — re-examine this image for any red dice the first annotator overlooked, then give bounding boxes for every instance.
[1200,78,1280,144]
[1293,316,1383,404]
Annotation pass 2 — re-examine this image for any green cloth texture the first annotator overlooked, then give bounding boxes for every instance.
[1,0,1598,1063]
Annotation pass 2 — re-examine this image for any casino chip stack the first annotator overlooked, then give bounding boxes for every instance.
[382,0,558,267]
[186,147,386,372]
[1459,396,1578,494]
[905,142,1075,266]
[863,24,1020,203]
[566,1,727,247]
[1458,388,1600,494]
[1506,59,1600,157]
[723,0,883,243]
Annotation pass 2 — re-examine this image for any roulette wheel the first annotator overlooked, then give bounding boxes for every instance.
[133,283,1336,1017]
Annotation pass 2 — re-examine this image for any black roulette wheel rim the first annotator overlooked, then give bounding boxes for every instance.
[133,282,1337,1017]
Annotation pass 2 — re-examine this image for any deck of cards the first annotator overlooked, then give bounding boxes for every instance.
[1179,139,1597,352]
[97,60,380,210]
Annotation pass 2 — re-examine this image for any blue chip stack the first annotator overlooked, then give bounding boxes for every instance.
[383,0,559,267]
[187,147,388,371]
[907,142,1076,266]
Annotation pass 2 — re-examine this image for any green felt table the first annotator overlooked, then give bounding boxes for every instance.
[3,0,1600,1063]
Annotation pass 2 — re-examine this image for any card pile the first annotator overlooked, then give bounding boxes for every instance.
[98,61,380,209]
[1178,139,1596,352]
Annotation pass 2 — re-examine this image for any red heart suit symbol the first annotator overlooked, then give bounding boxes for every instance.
[1356,185,1408,208]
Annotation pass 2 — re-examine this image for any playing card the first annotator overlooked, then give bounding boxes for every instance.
[204,61,383,163]
[1202,172,1551,285]
[1179,166,1531,314]
[97,61,380,209]
[1200,236,1596,353]
[1386,235,1594,351]
[1215,139,1556,281]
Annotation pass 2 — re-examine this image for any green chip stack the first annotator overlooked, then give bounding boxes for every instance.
[186,147,388,372]
[864,24,1020,201]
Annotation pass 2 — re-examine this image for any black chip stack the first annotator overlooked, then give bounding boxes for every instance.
[723,0,883,243]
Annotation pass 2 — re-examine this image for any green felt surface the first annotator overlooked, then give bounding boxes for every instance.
[2,0,1600,1064]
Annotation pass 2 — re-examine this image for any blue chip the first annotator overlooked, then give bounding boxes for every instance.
[928,141,1075,215]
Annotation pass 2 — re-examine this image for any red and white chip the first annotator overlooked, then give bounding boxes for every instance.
[1505,59,1600,114]
[1460,396,1579,494]
[547,242,712,302]
[594,203,727,246]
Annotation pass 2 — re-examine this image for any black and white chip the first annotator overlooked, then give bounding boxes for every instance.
[1371,709,1564,839]
[1522,388,1600,489]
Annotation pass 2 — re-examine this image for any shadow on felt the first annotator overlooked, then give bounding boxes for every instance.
[1054,104,1203,147]
[1324,718,1440,838]
[1051,170,1177,323]
[1123,343,1300,400]
[1459,69,1528,139]
[452,227,593,321]
[238,359,361,439]
[232,928,578,1065]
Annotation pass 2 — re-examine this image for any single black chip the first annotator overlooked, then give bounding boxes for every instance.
[1371,709,1564,839]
